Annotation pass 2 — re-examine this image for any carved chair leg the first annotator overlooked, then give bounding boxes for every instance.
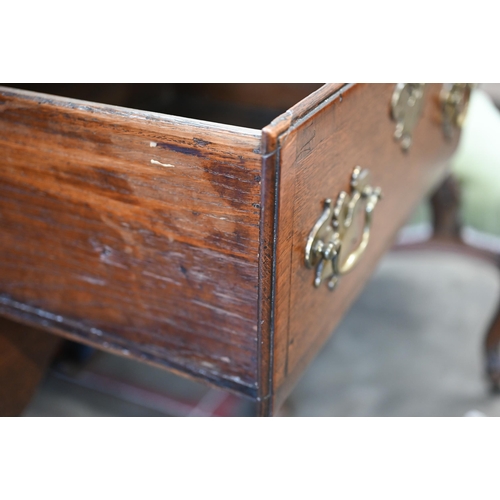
[429,177,500,392]
[0,317,61,416]
[429,175,462,243]
[484,260,500,392]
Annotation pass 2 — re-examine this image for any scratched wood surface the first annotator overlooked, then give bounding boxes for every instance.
[0,87,263,397]
[267,83,460,412]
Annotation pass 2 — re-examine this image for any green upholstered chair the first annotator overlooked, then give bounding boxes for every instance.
[402,87,500,389]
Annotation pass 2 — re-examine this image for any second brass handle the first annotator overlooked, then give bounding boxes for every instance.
[440,83,475,138]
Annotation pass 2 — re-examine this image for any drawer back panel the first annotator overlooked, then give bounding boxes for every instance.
[8,84,323,129]
[0,87,262,396]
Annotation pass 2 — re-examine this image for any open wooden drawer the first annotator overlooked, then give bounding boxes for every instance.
[0,83,465,415]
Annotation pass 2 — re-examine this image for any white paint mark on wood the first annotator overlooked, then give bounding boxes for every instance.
[98,245,127,269]
[142,270,181,286]
[78,275,106,286]
[151,159,175,168]
[192,300,252,322]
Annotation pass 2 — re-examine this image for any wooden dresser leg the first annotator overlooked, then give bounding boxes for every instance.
[0,317,61,416]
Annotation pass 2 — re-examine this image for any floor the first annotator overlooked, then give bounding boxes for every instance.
[22,248,500,417]
[287,249,500,417]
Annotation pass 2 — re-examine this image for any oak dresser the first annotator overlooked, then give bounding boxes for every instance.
[0,83,470,415]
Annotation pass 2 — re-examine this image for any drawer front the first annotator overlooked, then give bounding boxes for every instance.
[0,87,262,397]
[271,83,460,409]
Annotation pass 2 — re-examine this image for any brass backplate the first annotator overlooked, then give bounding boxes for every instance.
[305,167,382,290]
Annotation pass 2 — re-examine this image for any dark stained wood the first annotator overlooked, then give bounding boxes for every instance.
[175,84,324,111]
[0,317,60,416]
[0,86,262,397]
[168,84,325,130]
[267,83,460,412]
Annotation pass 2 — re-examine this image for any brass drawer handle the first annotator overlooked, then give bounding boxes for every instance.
[305,167,382,290]
[391,83,426,151]
[440,83,475,138]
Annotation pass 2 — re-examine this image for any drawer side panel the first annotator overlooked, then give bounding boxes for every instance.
[0,88,262,396]
[273,83,460,408]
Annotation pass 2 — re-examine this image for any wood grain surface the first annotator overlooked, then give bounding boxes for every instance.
[268,83,460,412]
[0,87,262,397]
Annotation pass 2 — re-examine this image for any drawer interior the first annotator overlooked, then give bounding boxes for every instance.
[7,83,323,129]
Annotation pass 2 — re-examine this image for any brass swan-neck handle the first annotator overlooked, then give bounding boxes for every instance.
[305,167,382,291]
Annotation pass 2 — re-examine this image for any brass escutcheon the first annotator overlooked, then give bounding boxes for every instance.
[305,167,382,290]
[440,83,475,138]
[391,83,426,151]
